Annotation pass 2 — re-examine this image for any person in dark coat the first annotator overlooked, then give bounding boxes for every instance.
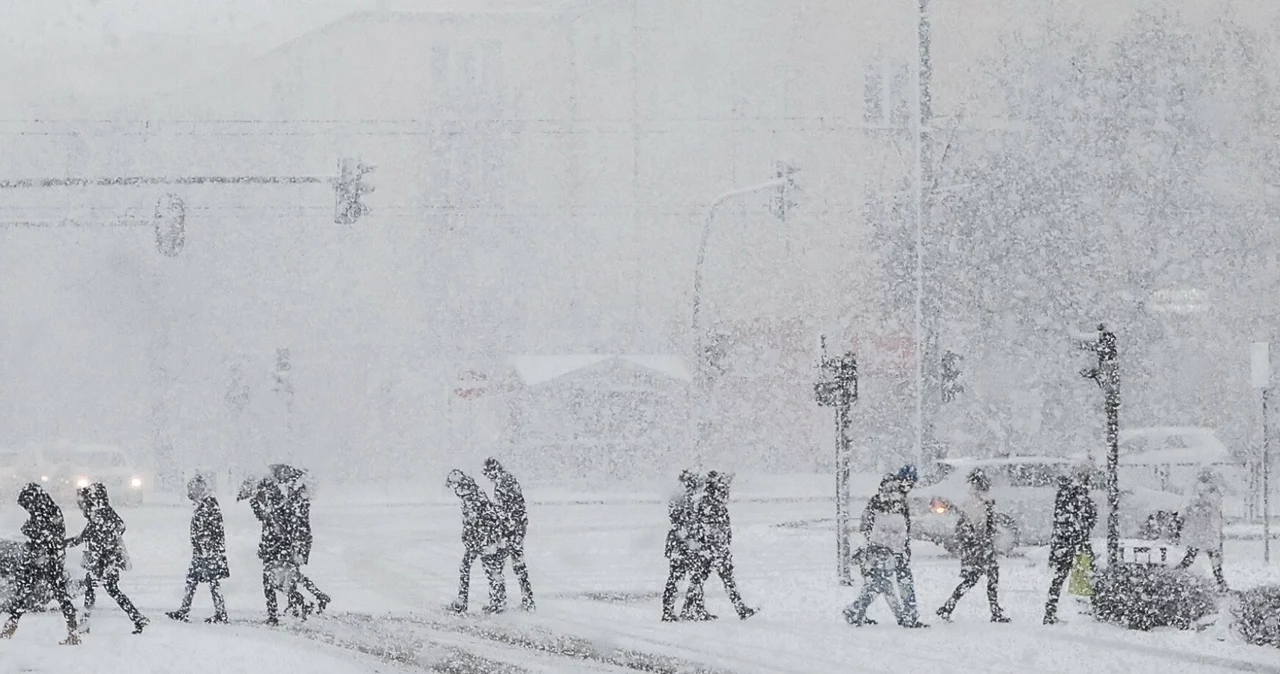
[283,478,331,616]
[681,471,756,621]
[1,483,80,644]
[936,469,1008,623]
[240,477,307,625]
[66,483,147,634]
[661,470,702,621]
[446,469,507,614]
[860,467,927,628]
[482,458,534,611]
[1044,467,1097,625]
[167,475,229,624]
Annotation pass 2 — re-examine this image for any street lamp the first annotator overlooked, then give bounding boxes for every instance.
[688,172,799,460]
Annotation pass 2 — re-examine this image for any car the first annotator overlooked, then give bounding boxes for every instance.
[909,456,1182,556]
[0,538,84,614]
[39,442,148,507]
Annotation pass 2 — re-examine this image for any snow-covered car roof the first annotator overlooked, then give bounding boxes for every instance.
[936,456,1078,467]
[1116,427,1232,466]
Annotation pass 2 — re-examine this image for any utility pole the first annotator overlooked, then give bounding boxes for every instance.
[912,0,936,466]
[815,336,858,585]
[1079,324,1121,566]
[1252,341,1271,562]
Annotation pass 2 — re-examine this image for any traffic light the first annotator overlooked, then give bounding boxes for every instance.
[154,193,186,257]
[769,161,799,222]
[334,158,375,225]
[1078,323,1118,389]
[941,350,964,403]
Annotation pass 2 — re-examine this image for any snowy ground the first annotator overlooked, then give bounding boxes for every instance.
[0,479,1278,674]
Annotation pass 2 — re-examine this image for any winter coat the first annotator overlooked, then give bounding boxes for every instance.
[490,468,529,542]
[1179,478,1224,551]
[19,488,68,568]
[189,496,230,581]
[694,486,732,561]
[457,487,502,554]
[1049,477,1096,565]
[851,544,898,579]
[861,490,911,558]
[71,485,129,577]
[954,492,997,571]
[250,482,293,563]
[286,491,314,565]
[665,489,699,560]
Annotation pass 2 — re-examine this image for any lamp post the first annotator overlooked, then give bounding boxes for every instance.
[688,174,797,461]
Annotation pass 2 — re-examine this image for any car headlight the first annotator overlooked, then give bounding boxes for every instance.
[75,478,91,489]
[40,475,49,482]
[930,498,949,514]
[130,477,142,489]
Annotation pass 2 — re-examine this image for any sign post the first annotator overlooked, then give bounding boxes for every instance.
[815,336,858,585]
[1252,342,1271,563]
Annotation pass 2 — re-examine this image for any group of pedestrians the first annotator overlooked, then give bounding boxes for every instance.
[0,464,334,644]
[445,458,535,614]
[662,470,757,622]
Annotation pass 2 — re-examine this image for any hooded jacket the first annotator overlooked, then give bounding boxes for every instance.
[1049,476,1096,564]
[484,460,528,541]
[450,473,502,553]
[71,484,128,575]
[861,476,911,557]
[18,484,68,566]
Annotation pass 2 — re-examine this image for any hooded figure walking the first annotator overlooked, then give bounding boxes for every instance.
[167,474,229,624]
[446,470,507,614]
[482,458,534,611]
[1044,467,1097,625]
[240,477,307,625]
[661,470,702,621]
[861,467,927,628]
[67,483,148,634]
[936,469,1008,623]
[681,471,757,621]
[283,478,331,615]
[1,483,79,644]
[1176,468,1228,592]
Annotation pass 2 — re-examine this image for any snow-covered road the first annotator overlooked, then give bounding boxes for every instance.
[0,486,1277,673]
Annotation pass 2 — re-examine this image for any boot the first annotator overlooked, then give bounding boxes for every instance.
[133,616,149,635]
[166,610,190,622]
[316,593,331,614]
[61,630,80,646]
[0,618,17,639]
[936,607,953,623]
[991,609,1010,624]
[521,597,536,612]
[447,600,468,614]
[737,606,757,621]
[1043,614,1060,626]
[661,611,679,622]
[205,613,228,625]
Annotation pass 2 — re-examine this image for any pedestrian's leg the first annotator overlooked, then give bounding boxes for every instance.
[48,570,80,642]
[879,575,905,624]
[1175,547,1199,569]
[681,556,712,620]
[81,574,96,630]
[661,558,686,620]
[938,569,979,618]
[298,572,331,610]
[1,565,37,638]
[1044,558,1071,623]
[894,557,920,624]
[263,567,279,624]
[1207,550,1228,590]
[101,569,146,628]
[83,574,97,613]
[209,581,228,622]
[455,549,477,611]
[844,572,883,625]
[168,566,199,621]
[509,539,534,609]
[482,552,507,612]
[986,566,1007,621]
[714,554,753,618]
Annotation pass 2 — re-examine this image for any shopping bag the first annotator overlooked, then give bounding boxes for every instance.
[1069,550,1094,597]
